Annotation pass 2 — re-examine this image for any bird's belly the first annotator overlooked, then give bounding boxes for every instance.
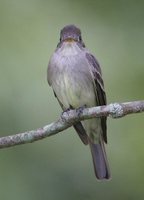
[54,70,96,109]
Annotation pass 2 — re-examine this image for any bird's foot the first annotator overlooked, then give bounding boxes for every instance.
[61,106,73,121]
[62,108,71,114]
[76,105,87,117]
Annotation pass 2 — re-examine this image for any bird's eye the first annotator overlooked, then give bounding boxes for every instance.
[79,36,82,41]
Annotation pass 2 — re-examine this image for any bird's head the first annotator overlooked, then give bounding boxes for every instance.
[59,25,85,47]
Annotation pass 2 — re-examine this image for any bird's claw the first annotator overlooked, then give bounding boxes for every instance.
[61,107,72,121]
[76,105,86,117]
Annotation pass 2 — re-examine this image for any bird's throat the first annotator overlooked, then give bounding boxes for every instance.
[59,42,81,56]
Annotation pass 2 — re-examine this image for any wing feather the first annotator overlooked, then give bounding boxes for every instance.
[86,53,107,143]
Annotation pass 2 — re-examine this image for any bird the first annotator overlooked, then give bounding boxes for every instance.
[47,24,110,180]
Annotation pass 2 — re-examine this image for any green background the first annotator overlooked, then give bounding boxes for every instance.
[0,0,144,199]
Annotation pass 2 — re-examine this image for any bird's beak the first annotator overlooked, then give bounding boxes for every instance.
[64,37,77,43]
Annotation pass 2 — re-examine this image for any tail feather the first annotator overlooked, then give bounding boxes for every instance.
[89,139,110,180]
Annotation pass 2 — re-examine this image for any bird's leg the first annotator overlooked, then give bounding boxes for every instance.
[62,105,73,114]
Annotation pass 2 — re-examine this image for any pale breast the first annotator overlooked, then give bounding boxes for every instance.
[48,43,96,109]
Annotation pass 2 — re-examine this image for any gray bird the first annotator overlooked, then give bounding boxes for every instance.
[47,25,110,180]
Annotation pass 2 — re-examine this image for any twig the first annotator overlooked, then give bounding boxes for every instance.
[0,100,144,149]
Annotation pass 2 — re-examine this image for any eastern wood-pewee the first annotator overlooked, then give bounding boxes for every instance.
[47,25,110,180]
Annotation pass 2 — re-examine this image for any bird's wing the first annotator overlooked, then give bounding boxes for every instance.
[86,53,107,143]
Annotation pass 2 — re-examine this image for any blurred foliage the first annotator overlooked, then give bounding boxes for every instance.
[0,0,144,199]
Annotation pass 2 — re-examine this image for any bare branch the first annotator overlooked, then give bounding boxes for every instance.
[0,100,144,149]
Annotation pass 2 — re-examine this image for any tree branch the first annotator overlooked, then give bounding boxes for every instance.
[0,100,144,149]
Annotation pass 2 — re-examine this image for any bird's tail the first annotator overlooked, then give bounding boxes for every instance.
[89,137,110,180]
